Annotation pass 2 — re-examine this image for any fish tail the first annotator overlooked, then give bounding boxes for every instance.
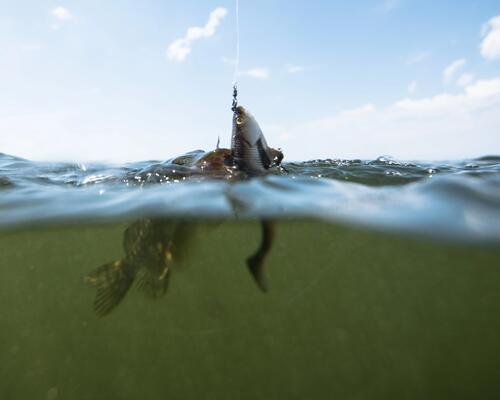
[247,253,267,292]
[246,220,275,292]
[85,260,135,317]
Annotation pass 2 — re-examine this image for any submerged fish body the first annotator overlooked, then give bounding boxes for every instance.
[86,105,281,315]
[86,219,192,316]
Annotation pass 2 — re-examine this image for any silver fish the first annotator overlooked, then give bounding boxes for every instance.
[231,105,283,291]
[231,105,283,176]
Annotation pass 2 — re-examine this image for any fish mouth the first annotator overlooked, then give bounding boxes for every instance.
[234,105,246,117]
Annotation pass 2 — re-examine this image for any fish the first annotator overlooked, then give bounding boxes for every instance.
[85,219,192,317]
[232,105,282,291]
[86,105,283,316]
[232,105,283,176]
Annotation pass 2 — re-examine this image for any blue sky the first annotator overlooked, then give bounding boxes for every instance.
[1,0,499,162]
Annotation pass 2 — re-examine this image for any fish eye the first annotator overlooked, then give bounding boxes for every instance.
[236,116,244,125]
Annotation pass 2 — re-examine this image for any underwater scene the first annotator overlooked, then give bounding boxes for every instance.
[3,0,500,398]
[1,152,500,399]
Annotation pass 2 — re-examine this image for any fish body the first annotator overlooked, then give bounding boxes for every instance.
[193,148,237,177]
[86,219,191,316]
[231,106,283,176]
[231,105,282,290]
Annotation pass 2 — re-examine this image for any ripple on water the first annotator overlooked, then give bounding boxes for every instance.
[0,151,500,242]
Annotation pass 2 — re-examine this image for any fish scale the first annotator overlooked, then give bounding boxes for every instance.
[233,140,268,174]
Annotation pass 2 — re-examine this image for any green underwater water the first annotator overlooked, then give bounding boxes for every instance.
[1,219,500,400]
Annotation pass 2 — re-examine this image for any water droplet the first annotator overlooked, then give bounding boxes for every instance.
[384,170,402,176]
[376,155,399,165]
[465,163,479,169]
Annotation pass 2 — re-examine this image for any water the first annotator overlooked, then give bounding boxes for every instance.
[1,151,500,399]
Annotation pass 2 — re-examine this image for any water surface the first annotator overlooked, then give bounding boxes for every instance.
[1,152,500,242]
[1,152,500,399]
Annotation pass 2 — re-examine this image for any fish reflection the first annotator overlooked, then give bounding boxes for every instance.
[85,218,274,316]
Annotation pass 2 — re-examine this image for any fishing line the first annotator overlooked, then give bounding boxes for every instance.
[233,0,240,84]
[231,0,240,112]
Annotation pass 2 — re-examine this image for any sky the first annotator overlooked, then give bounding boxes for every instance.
[0,0,500,162]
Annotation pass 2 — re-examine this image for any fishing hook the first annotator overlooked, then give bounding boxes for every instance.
[231,84,238,113]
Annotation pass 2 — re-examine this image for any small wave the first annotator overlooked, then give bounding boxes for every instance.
[474,155,500,163]
[1,151,500,243]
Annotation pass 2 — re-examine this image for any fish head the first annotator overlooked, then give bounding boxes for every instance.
[232,105,263,147]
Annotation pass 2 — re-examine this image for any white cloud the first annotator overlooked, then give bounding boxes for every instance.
[481,15,500,60]
[408,80,417,94]
[394,78,500,115]
[51,7,73,21]
[457,73,475,87]
[307,104,376,130]
[167,7,228,62]
[281,77,500,160]
[443,59,466,84]
[286,64,305,74]
[406,51,431,66]
[238,68,270,79]
[465,77,500,98]
[167,40,192,62]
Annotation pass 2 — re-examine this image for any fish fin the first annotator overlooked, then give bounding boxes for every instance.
[247,253,268,292]
[256,139,272,169]
[85,260,135,317]
[246,220,275,292]
[135,266,170,298]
